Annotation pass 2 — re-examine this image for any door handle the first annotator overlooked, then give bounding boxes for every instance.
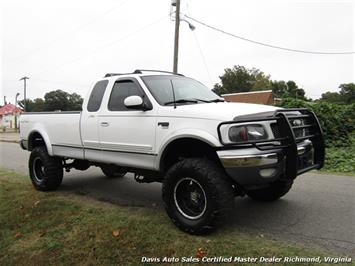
[158,122,169,127]
[100,122,110,127]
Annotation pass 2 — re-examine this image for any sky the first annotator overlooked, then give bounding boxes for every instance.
[1,0,354,104]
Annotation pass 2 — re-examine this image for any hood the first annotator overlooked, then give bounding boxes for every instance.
[158,102,280,121]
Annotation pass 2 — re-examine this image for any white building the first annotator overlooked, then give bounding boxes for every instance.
[0,103,22,129]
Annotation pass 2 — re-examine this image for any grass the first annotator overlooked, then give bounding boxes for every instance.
[0,168,348,266]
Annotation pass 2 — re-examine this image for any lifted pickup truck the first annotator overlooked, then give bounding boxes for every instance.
[20,69,325,234]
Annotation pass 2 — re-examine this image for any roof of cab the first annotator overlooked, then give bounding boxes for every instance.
[103,69,184,79]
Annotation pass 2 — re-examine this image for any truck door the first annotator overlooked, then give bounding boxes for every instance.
[98,78,157,170]
[81,80,109,161]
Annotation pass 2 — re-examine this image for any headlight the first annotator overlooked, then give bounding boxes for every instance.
[228,124,268,142]
[291,119,306,138]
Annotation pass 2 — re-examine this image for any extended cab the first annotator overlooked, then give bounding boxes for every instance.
[20,70,325,234]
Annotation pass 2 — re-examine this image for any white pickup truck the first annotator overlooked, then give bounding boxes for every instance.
[20,70,325,234]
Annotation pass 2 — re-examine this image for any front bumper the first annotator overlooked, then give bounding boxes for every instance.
[217,141,314,187]
[216,108,325,188]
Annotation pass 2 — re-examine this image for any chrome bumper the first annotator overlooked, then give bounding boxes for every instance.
[217,141,314,186]
[218,152,278,168]
[218,142,312,168]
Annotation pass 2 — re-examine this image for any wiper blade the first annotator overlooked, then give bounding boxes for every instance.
[164,98,225,105]
[193,98,225,103]
[192,98,211,103]
[210,98,225,103]
[164,99,198,105]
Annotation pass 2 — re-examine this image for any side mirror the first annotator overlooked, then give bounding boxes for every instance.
[124,95,144,110]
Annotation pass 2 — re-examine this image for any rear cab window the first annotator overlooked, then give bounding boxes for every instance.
[87,80,109,112]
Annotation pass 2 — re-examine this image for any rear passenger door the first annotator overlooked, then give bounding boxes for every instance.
[98,78,157,169]
[81,80,109,160]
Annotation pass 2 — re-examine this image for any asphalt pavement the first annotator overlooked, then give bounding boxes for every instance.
[0,141,354,256]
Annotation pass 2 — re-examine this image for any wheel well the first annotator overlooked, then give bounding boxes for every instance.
[160,138,221,173]
[28,132,46,151]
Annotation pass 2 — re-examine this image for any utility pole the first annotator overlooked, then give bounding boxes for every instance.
[173,0,181,74]
[19,76,29,112]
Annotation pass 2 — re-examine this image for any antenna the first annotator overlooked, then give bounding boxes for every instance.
[170,80,177,109]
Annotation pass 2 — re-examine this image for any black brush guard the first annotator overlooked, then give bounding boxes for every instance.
[217,108,325,179]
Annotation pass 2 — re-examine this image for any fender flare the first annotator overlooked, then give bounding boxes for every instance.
[28,129,53,156]
[155,129,221,170]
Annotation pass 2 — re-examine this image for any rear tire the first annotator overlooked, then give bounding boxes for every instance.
[162,158,234,234]
[29,146,63,191]
[246,180,293,202]
[100,165,127,178]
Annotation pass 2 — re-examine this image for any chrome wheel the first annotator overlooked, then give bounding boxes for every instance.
[173,177,207,220]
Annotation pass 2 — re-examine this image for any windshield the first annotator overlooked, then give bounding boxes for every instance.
[141,75,222,106]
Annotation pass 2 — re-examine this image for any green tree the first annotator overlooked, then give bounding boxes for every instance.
[270,80,286,97]
[270,80,306,99]
[68,93,83,111]
[18,98,44,112]
[31,98,45,112]
[44,90,70,111]
[18,90,83,112]
[339,83,355,104]
[213,65,271,95]
[286,80,306,99]
[320,83,355,104]
[43,90,83,111]
[320,91,343,103]
[213,65,305,99]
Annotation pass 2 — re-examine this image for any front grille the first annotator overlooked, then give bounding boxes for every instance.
[271,113,318,143]
[287,114,318,142]
[271,123,281,138]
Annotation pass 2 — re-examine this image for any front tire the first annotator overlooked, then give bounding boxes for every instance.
[29,146,63,191]
[162,158,234,234]
[246,180,293,202]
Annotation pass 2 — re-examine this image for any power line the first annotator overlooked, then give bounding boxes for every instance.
[185,2,212,84]
[10,0,129,64]
[185,15,355,55]
[31,15,168,77]
[192,31,213,84]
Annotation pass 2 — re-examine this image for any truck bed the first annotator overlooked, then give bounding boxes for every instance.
[20,111,84,159]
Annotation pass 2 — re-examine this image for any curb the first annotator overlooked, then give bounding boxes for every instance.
[0,139,20,144]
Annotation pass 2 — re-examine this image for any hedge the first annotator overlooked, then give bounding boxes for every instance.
[277,98,355,147]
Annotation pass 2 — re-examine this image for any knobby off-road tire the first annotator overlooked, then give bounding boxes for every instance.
[29,146,63,191]
[162,158,234,234]
[246,180,293,202]
[100,165,127,178]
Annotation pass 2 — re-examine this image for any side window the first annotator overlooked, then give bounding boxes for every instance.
[108,80,142,111]
[87,80,109,112]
